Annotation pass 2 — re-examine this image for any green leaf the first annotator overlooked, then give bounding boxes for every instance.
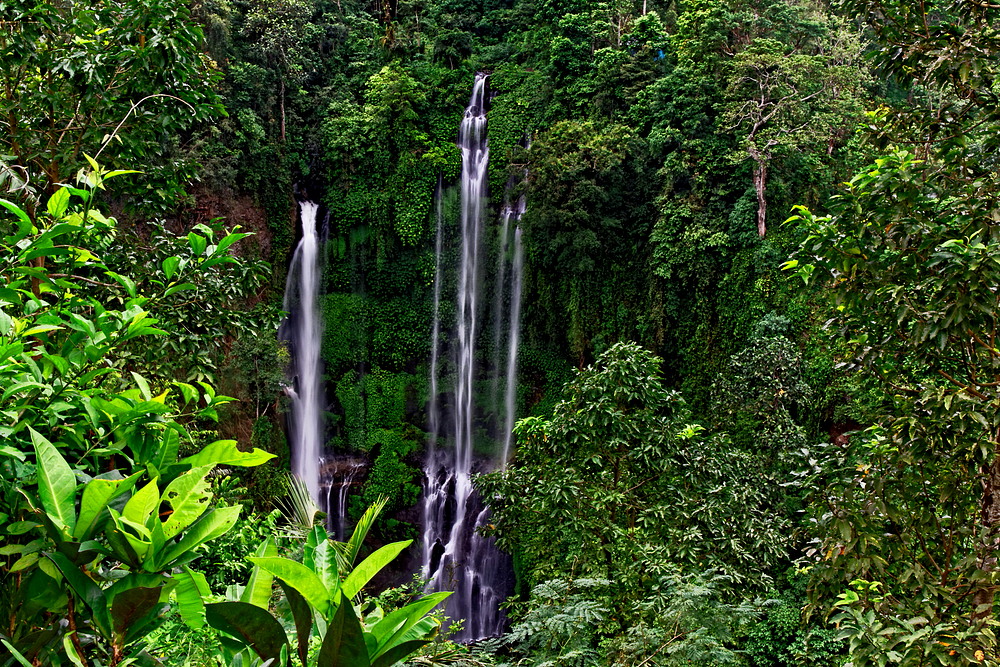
[30,428,77,538]
[305,525,338,596]
[336,497,387,569]
[241,538,278,609]
[180,440,275,468]
[205,601,289,666]
[46,187,70,218]
[161,256,180,280]
[162,505,241,566]
[152,425,181,471]
[371,639,431,667]
[123,479,160,527]
[106,271,137,298]
[160,465,213,540]
[370,592,450,656]
[248,557,330,615]
[188,232,207,256]
[0,198,32,229]
[341,540,411,600]
[317,592,371,667]
[62,633,86,667]
[110,587,163,640]
[175,566,211,630]
[22,324,62,336]
[0,639,33,667]
[75,471,143,540]
[163,282,196,297]
[130,371,152,401]
[281,580,312,667]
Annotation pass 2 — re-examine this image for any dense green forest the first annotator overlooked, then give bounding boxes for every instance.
[2,0,1000,664]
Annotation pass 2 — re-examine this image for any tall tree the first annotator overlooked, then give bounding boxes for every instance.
[789,0,1000,662]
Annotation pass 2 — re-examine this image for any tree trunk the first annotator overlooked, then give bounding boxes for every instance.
[752,155,768,237]
[974,456,1000,621]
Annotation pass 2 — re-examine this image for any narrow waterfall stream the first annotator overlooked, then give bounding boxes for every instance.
[283,201,326,512]
[500,194,526,465]
[422,73,512,641]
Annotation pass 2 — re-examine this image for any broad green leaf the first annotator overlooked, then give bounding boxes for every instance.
[130,371,152,401]
[10,552,38,572]
[30,428,77,537]
[152,425,181,470]
[106,271,137,298]
[122,479,160,527]
[341,540,412,600]
[280,580,312,667]
[305,525,338,595]
[162,256,180,280]
[180,440,276,468]
[370,592,450,654]
[75,471,143,540]
[317,592,371,667]
[371,639,431,667]
[62,633,86,667]
[163,505,241,566]
[160,465,213,540]
[46,187,70,218]
[175,566,211,630]
[163,282,196,297]
[188,232,207,256]
[248,557,330,615]
[22,324,62,336]
[205,601,289,666]
[211,230,250,257]
[0,198,31,229]
[241,538,278,609]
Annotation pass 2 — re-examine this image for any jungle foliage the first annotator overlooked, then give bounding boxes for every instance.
[6,0,1000,664]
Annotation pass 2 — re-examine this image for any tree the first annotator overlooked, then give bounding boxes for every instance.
[723,28,862,237]
[786,1,1000,661]
[0,0,223,208]
[478,343,792,629]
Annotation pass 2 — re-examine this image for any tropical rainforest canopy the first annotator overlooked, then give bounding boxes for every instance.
[1,0,1000,665]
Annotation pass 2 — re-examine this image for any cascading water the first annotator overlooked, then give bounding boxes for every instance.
[500,194,526,465]
[422,74,511,641]
[283,201,326,511]
[328,458,366,540]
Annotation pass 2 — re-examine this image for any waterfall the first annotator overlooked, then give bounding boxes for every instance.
[283,201,326,511]
[422,73,511,641]
[328,458,365,541]
[500,193,526,465]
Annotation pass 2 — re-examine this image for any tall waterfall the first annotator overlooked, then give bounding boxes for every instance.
[283,201,326,511]
[499,194,526,465]
[422,74,512,641]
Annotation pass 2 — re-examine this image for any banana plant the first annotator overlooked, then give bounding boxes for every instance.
[207,502,450,667]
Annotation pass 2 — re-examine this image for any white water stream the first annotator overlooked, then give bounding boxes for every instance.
[422,74,511,640]
[284,201,326,511]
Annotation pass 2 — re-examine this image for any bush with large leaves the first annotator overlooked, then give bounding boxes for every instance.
[206,500,450,667]
[0,165,274,666]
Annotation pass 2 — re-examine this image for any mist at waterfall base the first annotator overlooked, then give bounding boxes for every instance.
[422,74,525,642]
